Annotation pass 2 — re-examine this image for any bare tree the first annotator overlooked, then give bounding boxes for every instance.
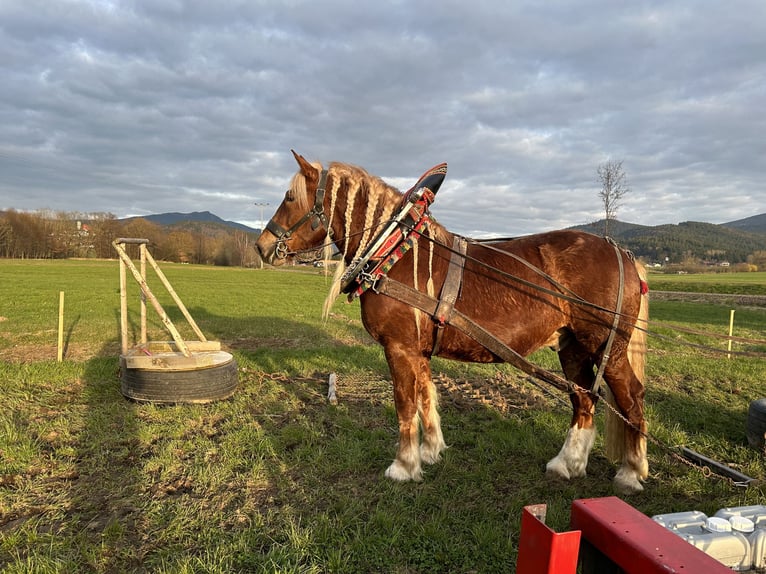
[597,159,630,237]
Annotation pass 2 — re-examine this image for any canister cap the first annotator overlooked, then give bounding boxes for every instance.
[704,517,732,533]
[729,516,755,533]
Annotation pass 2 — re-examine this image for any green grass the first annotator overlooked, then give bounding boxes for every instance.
[1,260,765,572]
[648,270,766,295]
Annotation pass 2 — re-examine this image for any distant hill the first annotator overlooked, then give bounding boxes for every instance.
[571,215,766,264]
[122,210,766,264]
[121,211,258,233]
[723,213,766,234]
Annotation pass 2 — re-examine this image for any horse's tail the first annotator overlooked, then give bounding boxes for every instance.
[604,260,648,463]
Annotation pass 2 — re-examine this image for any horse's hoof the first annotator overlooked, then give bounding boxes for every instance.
[385,461,422,482]
[614,468,644,494]
[545,457,571,481]
[420,442,446,465]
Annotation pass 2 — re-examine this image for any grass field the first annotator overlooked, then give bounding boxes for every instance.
[1,259,765,573]
[648,270,766,295]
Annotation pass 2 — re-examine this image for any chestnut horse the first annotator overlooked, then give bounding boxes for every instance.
[256,151,649,494]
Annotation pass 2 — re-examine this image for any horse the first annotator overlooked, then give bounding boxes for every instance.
[255,151,650,494]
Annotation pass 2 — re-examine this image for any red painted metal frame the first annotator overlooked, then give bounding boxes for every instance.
[570,496,732,573]
[516,504,581,574]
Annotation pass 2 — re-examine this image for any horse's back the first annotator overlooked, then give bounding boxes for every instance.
[450,229,642,355]
[472,229,639,295]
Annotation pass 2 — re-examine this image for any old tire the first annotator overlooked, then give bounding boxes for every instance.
[746,398,766,451]
[120,353,238,404]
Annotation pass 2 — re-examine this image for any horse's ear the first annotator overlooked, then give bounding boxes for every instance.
[291,150,319,183]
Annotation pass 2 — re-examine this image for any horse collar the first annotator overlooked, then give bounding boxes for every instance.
[341,163,447,297]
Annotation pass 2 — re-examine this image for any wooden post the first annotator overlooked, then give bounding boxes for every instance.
[327,373,338,404]
[727,309,735,359]
[57,291,64,362]
[140,242,147,345]
[143,248,207,342]
[119,246,128,355]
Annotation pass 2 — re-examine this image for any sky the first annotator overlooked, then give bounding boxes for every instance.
[1,0,764,238]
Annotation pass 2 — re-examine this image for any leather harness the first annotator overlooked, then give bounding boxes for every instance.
[265,169,330,260]
[432,236,467,355]
[266,163,634,399]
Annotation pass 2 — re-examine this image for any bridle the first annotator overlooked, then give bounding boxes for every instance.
[264,169,332,259]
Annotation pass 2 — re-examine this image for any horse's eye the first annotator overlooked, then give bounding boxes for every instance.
[285,189,295,202]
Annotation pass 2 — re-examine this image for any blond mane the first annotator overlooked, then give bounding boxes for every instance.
[320,162,402,318]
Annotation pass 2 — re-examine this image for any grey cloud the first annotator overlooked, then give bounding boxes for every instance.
[0,0,764,237]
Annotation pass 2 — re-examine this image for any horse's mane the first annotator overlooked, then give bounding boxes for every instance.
[290,160,449,318]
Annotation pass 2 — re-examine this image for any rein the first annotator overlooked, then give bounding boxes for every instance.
[414,229,766,358]
[265,169,331,260]
[268,165,766,359]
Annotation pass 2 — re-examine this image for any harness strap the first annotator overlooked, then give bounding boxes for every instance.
[432,236,467,356]
[267,169,330,258]
[341,163,447,295]
[312,169,331,233]
[592,241,626,396]
[376,276,579,395]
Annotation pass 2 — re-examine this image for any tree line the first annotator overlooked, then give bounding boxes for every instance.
[3,206,764,270]
[0,209,262,266]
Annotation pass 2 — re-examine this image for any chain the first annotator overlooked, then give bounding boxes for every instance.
[597,385,752,488]
[523,375,750,489]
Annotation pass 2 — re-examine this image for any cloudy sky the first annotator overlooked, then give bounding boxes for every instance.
[1,0,764,237]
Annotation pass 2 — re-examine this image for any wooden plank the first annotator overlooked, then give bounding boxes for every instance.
[571,497,732,574]
[122,350,231,371]
[119,252,128,355]
[136,340,221,353]
[112,241,191,357]
[144,248,207,342]
[140,242,147,345]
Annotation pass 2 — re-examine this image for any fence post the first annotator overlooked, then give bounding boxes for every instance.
[57,291,64,362]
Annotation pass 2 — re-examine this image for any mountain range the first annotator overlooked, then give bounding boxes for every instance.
[121,211,257,233]
[123,211,766,264]
[570,214,766,263]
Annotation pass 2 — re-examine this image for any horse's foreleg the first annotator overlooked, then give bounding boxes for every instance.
[417,360,446,465]
[383,344,427,481]
[546,347,597,481]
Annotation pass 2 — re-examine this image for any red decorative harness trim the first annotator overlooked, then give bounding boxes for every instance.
[341,164,446,298]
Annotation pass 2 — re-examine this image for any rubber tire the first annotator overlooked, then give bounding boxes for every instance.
[121,356,238,404]
[746,398,766,451]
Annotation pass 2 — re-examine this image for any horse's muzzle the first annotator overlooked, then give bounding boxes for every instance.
[255,240,277,265]
[256,238,290,267]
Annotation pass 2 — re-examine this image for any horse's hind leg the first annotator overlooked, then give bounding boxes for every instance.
[604,355,648,494]
[546,344,598,481]
[383,343,444,481]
